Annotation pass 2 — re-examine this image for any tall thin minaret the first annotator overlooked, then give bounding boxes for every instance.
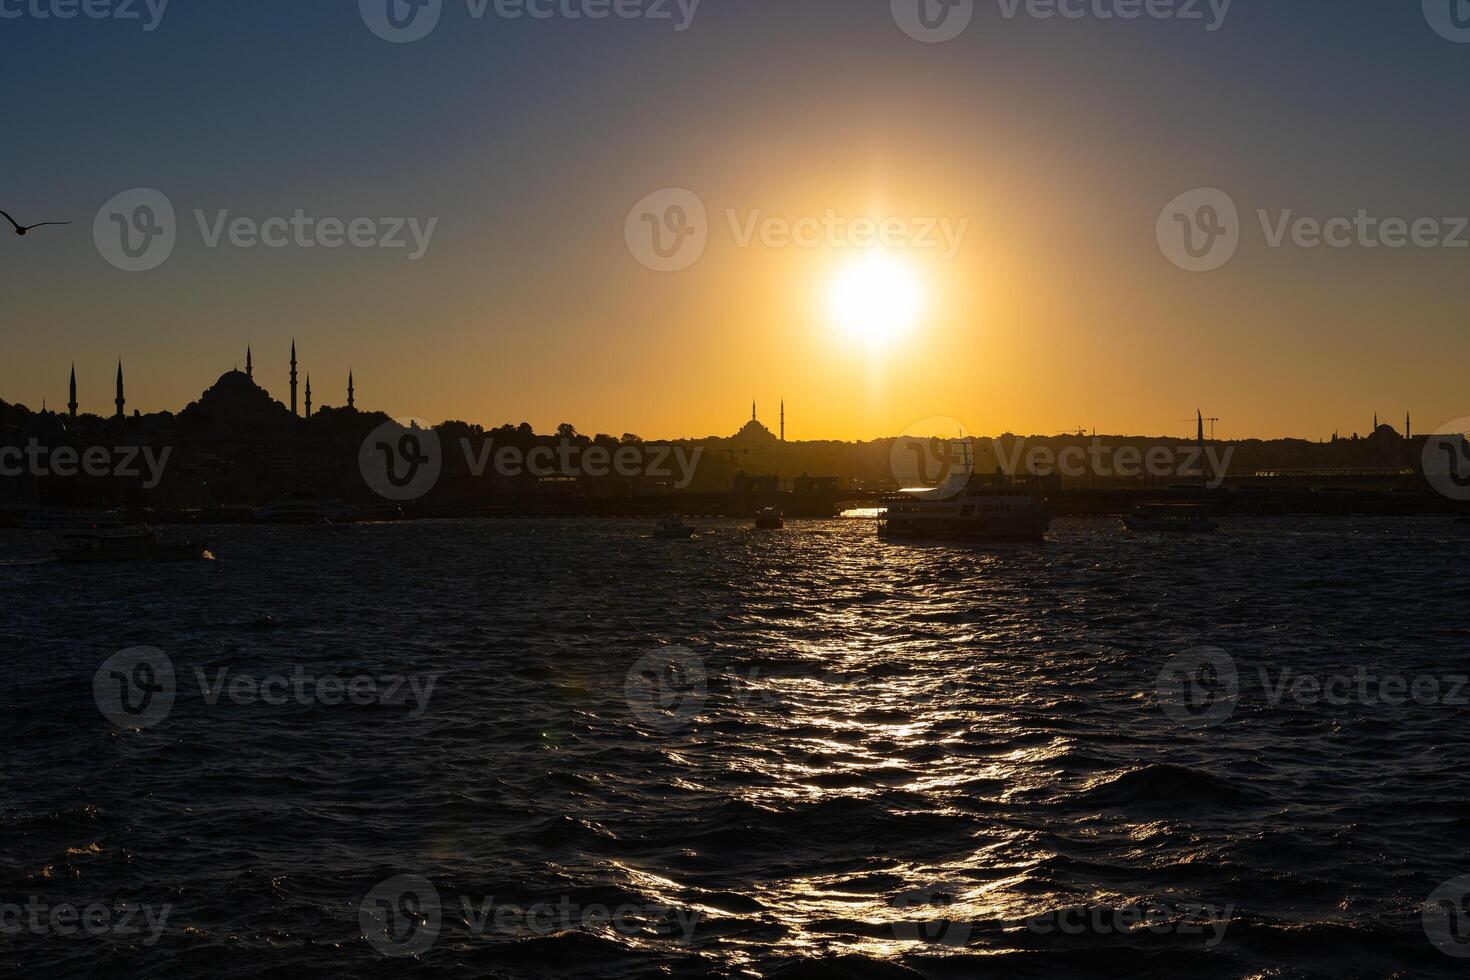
[304,375,312,418]
[347,371,355,411]
[115,361,125,420]
[752,400,757,423]
[246,346,253,380]
[290,340,298,415]
[68,364,78,419]
[780,400,785,442]
[1406,413,1411,439]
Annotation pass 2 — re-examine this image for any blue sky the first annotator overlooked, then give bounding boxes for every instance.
[3,1,1468,438]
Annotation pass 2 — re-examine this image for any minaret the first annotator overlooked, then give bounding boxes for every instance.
[752,400,757,423]
[68,364,78,419]
[246,346,253,381]
[780,400,785,442]
[304,375,312,418]
[1406,413,1411,439]
[115,361,125,420]
[290,340,298,415]
[347,371,355,411]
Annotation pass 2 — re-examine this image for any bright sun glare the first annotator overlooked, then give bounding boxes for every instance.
[826,251,924,348]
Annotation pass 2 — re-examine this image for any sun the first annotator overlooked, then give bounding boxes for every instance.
[826,251,924,348]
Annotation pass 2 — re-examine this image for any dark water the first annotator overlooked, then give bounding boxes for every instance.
[4,517,1470,978]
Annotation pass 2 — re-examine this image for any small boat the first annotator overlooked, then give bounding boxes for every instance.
[754,507,784,530]
[21,508,125,531]
[252,499,360,525]
[54,529,210,564]
[1122,504,1219,534]
[653,517,695,539]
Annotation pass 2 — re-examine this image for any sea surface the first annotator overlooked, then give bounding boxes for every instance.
[3,516,1470,979]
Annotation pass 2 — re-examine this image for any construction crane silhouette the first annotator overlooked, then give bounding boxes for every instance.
[1181,415,1221,440]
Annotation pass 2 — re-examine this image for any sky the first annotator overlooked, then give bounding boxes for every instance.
[2,0,1468,441]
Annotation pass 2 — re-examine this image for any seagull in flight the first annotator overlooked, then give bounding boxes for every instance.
[0,210,72,236]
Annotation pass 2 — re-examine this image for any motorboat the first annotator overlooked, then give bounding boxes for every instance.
[54,529,210,564]
[653,517,695,539]
[754,507,784,530]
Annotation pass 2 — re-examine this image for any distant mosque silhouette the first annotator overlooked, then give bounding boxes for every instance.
[67,343,356,420]
[733,399,786,443]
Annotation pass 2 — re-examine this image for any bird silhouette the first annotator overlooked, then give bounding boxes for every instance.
[0,210,72,236]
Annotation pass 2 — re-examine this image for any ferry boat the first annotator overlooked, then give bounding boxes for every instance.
[54,529,210,564]
[1122,504,1219,534]
[879,463,1052,543]
[754,507,784,530]
[653,517,695,539]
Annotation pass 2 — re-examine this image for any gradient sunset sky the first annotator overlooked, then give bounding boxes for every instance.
[2,1,1467,441]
